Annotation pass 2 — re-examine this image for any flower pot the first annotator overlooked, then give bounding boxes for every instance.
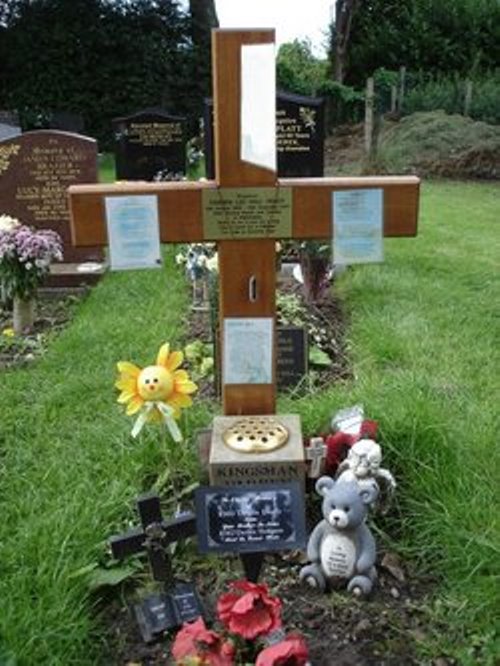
[13,296,35,334]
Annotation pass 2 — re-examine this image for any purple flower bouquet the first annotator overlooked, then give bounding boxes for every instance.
[0,215,63,301]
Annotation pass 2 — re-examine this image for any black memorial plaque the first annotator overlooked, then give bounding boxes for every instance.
[203,93,324,179]
[171,581,204,624]
[195,483,306,554]
[113,107,187,181]
[135,593,177,643]
[276,92,325,177]
[277,326,308,388]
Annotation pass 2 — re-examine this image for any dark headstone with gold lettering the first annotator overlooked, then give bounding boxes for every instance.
[0,130,103,285]
[113,108,187,181]
[277,326,308,388]
[276,92,325,177]
[203,93,325,179]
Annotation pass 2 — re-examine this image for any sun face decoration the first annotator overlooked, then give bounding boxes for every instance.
[116,343,197,439]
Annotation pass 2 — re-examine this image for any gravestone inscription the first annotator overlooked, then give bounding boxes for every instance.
[203,92,325,178]
[0,130,102,268]
[277,326,308,389]
[195,482,306,554]
[276,92,325,177]
[113,108,187,181]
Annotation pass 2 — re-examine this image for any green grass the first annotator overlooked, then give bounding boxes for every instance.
[281,180,499,663]
[98,153,116,183]
[378,111,500,178]
[1,181,499,664]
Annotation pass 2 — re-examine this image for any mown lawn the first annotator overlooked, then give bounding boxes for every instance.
[0,180,498,664]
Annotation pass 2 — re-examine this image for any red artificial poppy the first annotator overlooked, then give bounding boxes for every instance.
[217,580,282,640]
[172,617,235,666]
[255,635,309,666]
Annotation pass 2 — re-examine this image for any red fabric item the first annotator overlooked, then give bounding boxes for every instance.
[172,617,235,666]
[255,635,309,666]
[217,580,282,640]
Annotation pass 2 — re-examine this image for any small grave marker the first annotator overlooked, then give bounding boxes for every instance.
[305,437,328,478]
[277,326,308,389]
[109,493,203,643]
[113,107,187,181]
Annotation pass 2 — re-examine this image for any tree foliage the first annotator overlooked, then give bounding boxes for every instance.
[277,40,329,96]
[0,0,216,145]
[332,0,500,86]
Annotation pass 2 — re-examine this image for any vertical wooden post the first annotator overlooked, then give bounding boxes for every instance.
[212,29,277,416]
[397,66,406,114]
[464,80,473,116]
[390,85,397,113]
[364,77,374,156]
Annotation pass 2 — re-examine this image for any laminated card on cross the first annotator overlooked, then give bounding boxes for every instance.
[68,29,419,418]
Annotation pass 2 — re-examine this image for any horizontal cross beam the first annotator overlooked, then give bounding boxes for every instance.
[68,176,419,248]
[110,511,197,560]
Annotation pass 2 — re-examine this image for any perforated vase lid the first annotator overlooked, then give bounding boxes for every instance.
[222,417,289,453]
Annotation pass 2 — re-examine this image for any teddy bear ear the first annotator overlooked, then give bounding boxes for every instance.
[316,476,335,496]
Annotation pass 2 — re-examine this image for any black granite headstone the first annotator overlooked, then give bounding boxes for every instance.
[113,107,187,181]
[276,92,325,177]
[195,483,306,554]
[277,326,308,388]
[203,92,325,178]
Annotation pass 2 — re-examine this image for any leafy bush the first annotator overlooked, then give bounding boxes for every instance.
[402,71,500,125]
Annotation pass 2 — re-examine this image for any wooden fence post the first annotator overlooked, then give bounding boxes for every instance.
[391,84,397,113]
[365,76,374,156]
[397,66,406,114]
[464,80,473,116]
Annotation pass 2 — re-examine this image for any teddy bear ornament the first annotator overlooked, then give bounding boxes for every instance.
[300,476,377,596]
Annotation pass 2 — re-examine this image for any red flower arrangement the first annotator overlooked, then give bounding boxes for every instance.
[217,580,282,640]
[171,580,309,666]
[255,635,309,666]
[172,617,235,666]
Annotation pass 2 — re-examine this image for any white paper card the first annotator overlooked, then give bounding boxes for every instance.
[241,43,276,172]
[223,318,273,385]
[333,189,384,265]
[105,195,162,271]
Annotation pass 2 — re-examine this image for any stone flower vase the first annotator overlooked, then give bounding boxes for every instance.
[13,295,35,334]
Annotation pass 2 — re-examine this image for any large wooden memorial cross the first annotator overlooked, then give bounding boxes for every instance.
[69,29,419,417]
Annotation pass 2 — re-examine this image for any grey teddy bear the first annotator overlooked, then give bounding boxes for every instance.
[299,476,377,596]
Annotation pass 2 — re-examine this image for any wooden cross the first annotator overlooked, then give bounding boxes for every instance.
[69,29,419,417]
[306,437,328,478]
[110,492,196,584]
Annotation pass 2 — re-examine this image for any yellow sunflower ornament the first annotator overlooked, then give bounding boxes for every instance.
[115,343,197,440]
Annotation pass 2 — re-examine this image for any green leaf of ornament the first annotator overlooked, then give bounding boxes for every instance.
[309,346,331,366]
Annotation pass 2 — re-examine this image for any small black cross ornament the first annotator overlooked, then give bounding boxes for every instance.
[109,493,203,642]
